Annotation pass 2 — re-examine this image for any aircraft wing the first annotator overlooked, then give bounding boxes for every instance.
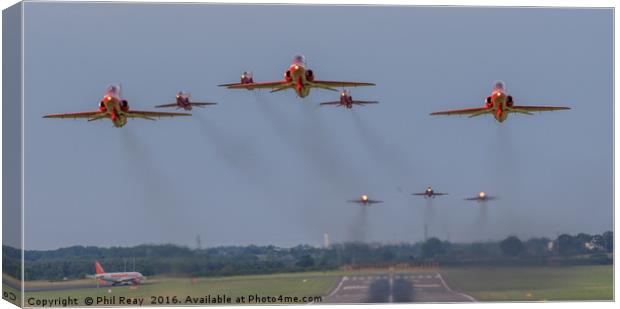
[353,100,379,104]
[116,277,139,283]
[510,106,570,112]
[430,107,491,116]
[217,83,243,87]
[43,111,106,119]
[347,200,382,204]
[312,80,376,88]
[223,80,292,90]
[412,192,447,196]
[465,196,497,201]
[125,110,191,120]
[189,102,218,106]
[154,103,179,108]
[319,101,342,105]
[349,199,383,204]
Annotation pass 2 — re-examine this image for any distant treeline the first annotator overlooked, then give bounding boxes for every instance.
[2,231,612,281]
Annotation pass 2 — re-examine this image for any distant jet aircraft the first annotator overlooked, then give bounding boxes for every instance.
[155,91,217,111]
[465,191,497,202]
[90,260,145,286]
[319,90,379,109]
[348,194,383,206]
[219,55,375,98]
[218,71,255,89]
[430,81,570,123]
[411,186,448,198]
[43,85,190,128]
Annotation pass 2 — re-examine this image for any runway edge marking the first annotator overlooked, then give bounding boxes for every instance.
[327,276,348,297]
[309,275,348,304]
[436,273,476,302]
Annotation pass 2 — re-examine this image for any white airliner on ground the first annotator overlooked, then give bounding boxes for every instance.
[90,260,145,286]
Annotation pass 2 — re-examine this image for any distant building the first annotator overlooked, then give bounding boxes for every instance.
[547,240,554,252]
[195,234,202,250]
[585,241,604,251]
[323,233,331,248]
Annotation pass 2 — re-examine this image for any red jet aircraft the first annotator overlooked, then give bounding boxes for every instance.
[348,194,383,206]
[319,90,379,109]
[221,71,255,89]
[219,55,375,98]
[411,186,448,198]
[155,91,217,111]
[44,85,190,128]
[465,191,497,202]
[431,81,570,123]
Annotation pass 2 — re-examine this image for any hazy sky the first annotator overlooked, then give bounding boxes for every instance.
[21,3,612,250]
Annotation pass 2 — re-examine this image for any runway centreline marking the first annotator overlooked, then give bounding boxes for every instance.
[437,273,476,302]
[388,272,394,303]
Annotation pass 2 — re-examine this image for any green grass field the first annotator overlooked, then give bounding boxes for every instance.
[441,265,613,301]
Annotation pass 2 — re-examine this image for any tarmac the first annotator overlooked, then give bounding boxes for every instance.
[323,272,475,303]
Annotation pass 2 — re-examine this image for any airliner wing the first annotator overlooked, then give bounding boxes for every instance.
[43,111,105,119]
[117,278,137,283]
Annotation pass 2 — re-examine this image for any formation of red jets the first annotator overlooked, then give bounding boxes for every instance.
[44,54,570,206]
[347,187,496,207]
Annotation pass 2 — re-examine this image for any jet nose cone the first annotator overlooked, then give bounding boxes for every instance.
[291,64,302,73]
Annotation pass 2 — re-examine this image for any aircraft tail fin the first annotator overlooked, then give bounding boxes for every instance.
[95,260,105,275]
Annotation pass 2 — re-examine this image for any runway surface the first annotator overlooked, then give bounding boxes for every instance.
[11,271,475,304]
[324,272,475,303]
